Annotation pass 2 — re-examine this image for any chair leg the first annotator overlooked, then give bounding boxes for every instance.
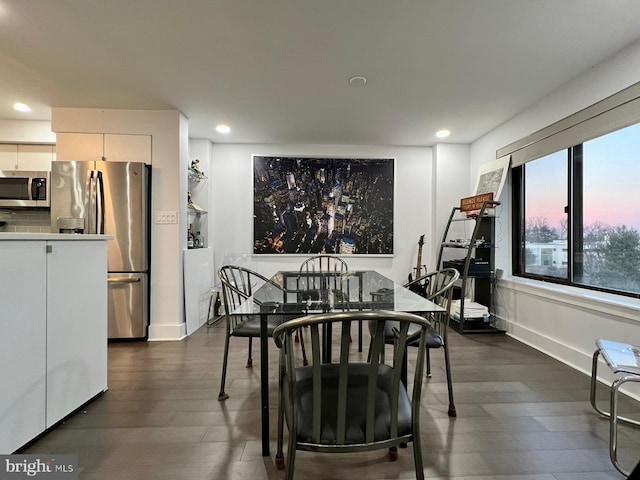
[389,446,398,461]
[298,328,309,366]
[366,333,374,362]
[412,435,425,480]
[218,332,231,401]
[425,348,432,378]
[610,376,628,476]
[442,344,456,417]
[275,361,286,470]
[284,427,297,480]
[246,337,253,368]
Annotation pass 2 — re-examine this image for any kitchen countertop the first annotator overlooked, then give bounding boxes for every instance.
[0,232,113,241]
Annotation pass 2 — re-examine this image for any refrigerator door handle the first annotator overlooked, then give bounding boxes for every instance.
[88,170,96,234]
[95,170,105,235]
[108,275,142,284]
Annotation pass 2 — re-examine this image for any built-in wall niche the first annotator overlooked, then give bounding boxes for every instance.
[187,162,208,248]
[186,139,212,250]
[184,139,214,336]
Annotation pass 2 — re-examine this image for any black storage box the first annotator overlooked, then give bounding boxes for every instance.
[443,258,492,277]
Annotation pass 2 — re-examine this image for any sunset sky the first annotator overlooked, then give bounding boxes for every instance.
[525,123,640,232]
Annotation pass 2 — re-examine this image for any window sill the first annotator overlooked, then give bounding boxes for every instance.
[498,276,640,323]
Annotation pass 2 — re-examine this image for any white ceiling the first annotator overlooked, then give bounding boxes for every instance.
[1,0,640,146]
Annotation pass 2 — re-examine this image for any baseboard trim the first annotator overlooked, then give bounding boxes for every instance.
[148,323,187,341]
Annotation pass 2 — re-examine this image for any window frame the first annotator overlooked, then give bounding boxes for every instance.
[512,141,640,300]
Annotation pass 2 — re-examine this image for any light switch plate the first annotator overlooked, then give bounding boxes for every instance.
[155,211,178,224]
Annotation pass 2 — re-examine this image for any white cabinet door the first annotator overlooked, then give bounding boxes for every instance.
[55,133,151,164]
[17,145,54,171]
[45,240,108,428]
[0,242,46,453]
[55,133,103,162]
[0,144,18,170]
[104,134,151,163]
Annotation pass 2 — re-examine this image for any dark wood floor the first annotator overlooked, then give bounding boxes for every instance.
[22,320,640,479]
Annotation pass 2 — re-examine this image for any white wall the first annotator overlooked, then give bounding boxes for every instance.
[209,144,436,283]
[432,143,471,269]
[469,39,640,391]
[0,119,55,143]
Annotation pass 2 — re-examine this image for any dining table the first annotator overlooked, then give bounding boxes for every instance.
[227,269,445,457]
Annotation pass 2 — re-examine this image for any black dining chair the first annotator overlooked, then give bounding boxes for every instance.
[273,310,431,480]
[217,265,297,401]
[368,268,460,416]
[294,254,352,361]
[296,254,349,304]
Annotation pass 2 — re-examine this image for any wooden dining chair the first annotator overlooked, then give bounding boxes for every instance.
[273,310,430,480]
[368,268,460,416]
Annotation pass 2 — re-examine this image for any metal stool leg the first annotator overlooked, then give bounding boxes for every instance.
[591,349,640,427]
[590,342,640,476]
[610,375,640,477]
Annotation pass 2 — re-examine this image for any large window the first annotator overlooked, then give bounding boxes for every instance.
[513,122,640,298]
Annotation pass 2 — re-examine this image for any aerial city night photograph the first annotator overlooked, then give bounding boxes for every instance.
[253,156,394,255]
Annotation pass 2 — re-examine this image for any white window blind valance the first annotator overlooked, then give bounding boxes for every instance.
[497,81,640,167]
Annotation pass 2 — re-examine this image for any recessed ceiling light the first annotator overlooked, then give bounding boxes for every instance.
[14,102,31,113]
[215,124,231,134]
[348,76,367,87]
[436,129,451,138]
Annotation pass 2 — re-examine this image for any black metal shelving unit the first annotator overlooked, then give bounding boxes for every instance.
[437,201,504,334]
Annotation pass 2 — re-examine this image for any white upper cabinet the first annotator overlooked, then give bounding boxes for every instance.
[55,133,151,164]
[17,144,55,171]
[0,144,18,169]
[0,144,54,171]
[55,133,102,162]
[104,134,151,163]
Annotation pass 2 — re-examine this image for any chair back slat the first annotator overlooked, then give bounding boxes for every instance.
[410,325,427,430]
[365,318,386,443]
[310,323,322,442]
[336,320,351,443]
[389,321,410,439]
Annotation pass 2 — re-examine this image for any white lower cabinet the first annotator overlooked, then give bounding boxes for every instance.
[0,239,108,453]
[46,240,108,428]
[0,242,47,454]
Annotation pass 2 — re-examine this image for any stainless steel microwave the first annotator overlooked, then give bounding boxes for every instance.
[0,170,50,207]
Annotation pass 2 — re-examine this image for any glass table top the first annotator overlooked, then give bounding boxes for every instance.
[230,270,444,315]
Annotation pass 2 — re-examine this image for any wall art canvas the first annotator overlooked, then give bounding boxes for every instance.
[253,156,394,255]
[473,155,511,201]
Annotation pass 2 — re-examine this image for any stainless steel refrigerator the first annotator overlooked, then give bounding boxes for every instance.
[50,161,151,339]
